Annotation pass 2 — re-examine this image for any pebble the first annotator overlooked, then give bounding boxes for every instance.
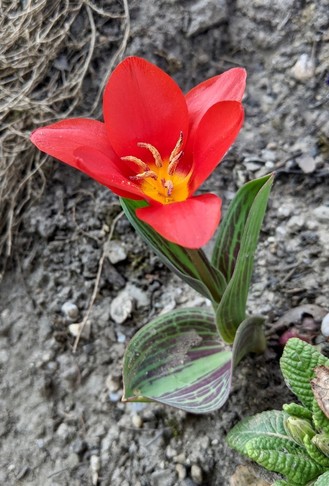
[176,463,187,480]
[125,283,150,308]
[90,455,100,486]
[56,423,73,441]
[106,240,127,264]
[105,374,120,392]
[313,205,329,223]
[286,215,305,232]
[108,391,122,402]
[61,301,79,320]
[110,290,134,324]
[291,53,315,81]
[131,414,143,429]
[296,154,316,173]
[68,321,91,340]
[191,464,203,485]
[321,313,329,337]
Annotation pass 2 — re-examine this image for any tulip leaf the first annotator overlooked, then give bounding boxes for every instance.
[121,198,226,302]
[227,410,324,485]
[211,174,273,282]
[122,307,233,414]
[232,315,266,368]
[215,174,274,343]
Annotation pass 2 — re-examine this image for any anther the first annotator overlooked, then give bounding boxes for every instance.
[138,142,163,168]
[169,131,183,162]
[121,155,149,172]
[130,170,158,181]
[164,180,174,197]
[168,150,183,175]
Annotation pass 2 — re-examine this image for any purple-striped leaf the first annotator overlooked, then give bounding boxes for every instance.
[122,308,232,414]
[215,175,274,343]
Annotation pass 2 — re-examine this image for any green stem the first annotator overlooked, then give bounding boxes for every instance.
[185,249,226,304]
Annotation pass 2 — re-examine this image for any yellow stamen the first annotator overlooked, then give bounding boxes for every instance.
[121,132,190,204]
[137,142,162,168]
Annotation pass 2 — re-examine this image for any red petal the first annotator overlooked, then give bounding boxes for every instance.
[30,118,116,169]
[186,67,246,138]
[74,147,144,199]
[136,194,222,248]
[103,57,189,161]
[189,101,244,193]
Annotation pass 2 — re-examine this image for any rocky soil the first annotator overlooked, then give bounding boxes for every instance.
[0,0,328,485]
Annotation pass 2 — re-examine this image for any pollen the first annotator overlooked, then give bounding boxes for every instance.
[121,132,191,204]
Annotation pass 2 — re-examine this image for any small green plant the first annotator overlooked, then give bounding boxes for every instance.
[227,338,329,485]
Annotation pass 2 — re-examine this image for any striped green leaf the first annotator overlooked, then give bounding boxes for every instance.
[232,315,266,367]
[212,174,273,282]
[122,308,232,414]
[120,198,226,303]
[215,175,274,343]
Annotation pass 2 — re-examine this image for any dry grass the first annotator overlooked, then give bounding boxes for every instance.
[0,0,130,270]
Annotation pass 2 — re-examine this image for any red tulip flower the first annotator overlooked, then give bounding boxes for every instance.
[31,57,245,248]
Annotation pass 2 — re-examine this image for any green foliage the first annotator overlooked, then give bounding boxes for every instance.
[214,174,274,343]
[120,175,274,413]
[227,338,329,485]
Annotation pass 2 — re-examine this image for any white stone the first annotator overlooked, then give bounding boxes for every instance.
[191,464,203,485]
[291,54,315,81]
[110,291,134,324]
[131,414,143,429]
[68,321,91,339]
[321,313,329,337]
[296,154,316,173]
[61,301,79,320]
[105,240,127,264]
[176,464,186,480]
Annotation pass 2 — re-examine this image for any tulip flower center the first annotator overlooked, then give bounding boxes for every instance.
[121,132,191,204]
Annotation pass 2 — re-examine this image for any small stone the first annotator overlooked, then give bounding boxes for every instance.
[131,414,143,429]
[61,301,79,320]
[287,215,305,232]
[68,321,91,339]
[90,455,100,486]
[106,374,120,392]
[110,290,133,324]
[296,154,316,173]
[109,391,122,402]
[56,423,73,441]
[106,240,127,264]
[191,464,203,485]
[176,463,186,480]
[165,445,177,459]
[0,349,9,365]
[321,313,329,338]
[291,53,315,81]
[313,206,329,223]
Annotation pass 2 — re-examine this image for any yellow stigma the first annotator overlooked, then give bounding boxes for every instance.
[121,132,191,204]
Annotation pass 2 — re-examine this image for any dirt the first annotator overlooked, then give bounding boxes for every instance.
[1,0,328,485]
